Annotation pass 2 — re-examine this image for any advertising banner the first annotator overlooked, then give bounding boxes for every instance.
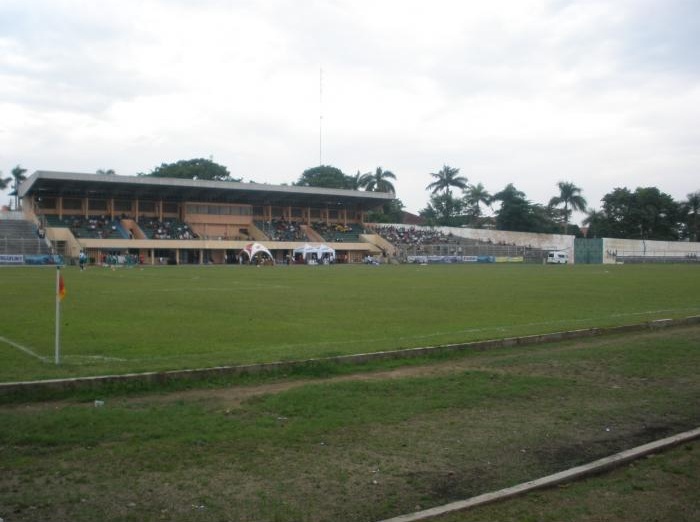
[0,254,24,264]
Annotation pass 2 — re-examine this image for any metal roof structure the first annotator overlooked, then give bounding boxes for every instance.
[19,171,395,209]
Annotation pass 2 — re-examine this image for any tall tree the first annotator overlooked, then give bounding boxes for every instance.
[10,165,27,210]
[630,187,680,241]
[295,165,348,189]
[419,192,466,227]
[366,198,405,223]
[141,158,232,181]
[492,183,558,232]
[598,187,681,240]
[464,182,492,218]
[548,181,587,235]
[582,208,605,238]
[599,187,635,238]
[426,165,468,196]
[360,167,396,193]
[682,191,700,241]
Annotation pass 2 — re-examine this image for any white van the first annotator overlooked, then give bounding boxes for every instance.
[547,251,569,264]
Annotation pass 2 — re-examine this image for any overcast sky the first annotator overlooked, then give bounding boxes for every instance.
[1,0,698,220]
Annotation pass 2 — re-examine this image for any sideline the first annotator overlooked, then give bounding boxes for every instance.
[0,336,49,362]
[1,315,699,397]
[377,427,700,522]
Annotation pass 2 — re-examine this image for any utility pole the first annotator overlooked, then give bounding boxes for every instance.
[319,67,323,166]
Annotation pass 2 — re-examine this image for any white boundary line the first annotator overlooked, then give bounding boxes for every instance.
[0,338,126,364]
[0,336,49,362]
[378,427,700,522]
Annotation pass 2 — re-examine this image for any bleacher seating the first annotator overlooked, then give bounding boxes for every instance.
[311,222,365,242]
[57,215,125,239]
[138,218,197,239]
[370,225,458,246]
[370,224,548,262]
[255,220,307,241]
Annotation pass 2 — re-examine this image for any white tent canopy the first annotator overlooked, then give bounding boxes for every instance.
[293,243,336,262]
[239,242,274,263]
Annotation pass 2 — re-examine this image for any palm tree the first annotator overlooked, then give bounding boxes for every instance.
[0,171,12,191]
[346,170,367,190]
[10,165,27,210]
[360,167,396,193]
[549,181,587,235]
[464,182,492,217]
[426,165,468,196]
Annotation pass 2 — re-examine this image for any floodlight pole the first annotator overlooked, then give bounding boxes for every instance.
[55,266,61,365]
[319,67,323,166]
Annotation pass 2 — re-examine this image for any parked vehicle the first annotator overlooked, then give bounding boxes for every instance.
[547,251,569,264]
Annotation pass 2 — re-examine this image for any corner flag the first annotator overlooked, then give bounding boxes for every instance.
[55,267,65,364]
[58,273,66,301]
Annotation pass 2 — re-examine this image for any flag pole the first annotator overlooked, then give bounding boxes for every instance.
[55,266,61,365]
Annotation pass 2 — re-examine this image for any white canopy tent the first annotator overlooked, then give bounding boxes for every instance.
[239,242,274,263]
[293,243,336,263]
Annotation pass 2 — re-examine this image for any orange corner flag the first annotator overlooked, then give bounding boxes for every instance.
[58,273,66,301]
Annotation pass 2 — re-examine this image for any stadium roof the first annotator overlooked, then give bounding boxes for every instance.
[19,171,395,209]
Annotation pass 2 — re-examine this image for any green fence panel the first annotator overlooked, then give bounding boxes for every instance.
[574,238,603,264]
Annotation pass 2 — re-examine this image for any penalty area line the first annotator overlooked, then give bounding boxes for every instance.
[0,336,50,363]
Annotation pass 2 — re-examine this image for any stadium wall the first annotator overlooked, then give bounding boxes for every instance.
[602,238,700,264]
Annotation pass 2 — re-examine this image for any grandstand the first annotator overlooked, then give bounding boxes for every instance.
[16,171,394,265]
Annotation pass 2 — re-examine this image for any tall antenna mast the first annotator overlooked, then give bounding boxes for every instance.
[319,67,323,166]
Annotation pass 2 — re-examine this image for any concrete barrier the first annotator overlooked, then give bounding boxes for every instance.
[378,427,700,522]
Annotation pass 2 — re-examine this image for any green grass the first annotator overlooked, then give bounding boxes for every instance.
[1,326,698,521]
[1,263,699,381]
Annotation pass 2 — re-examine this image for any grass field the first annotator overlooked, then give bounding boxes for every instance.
[1,325,699,521]
[1,263,699,381]
[1,263,699,521]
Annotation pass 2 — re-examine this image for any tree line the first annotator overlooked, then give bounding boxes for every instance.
[418,164,699,241]
[4,159,698,241]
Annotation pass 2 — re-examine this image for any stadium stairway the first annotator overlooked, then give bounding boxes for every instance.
[0,219,52,255]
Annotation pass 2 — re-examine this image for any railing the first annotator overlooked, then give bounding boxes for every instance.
[0,237,52,255]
